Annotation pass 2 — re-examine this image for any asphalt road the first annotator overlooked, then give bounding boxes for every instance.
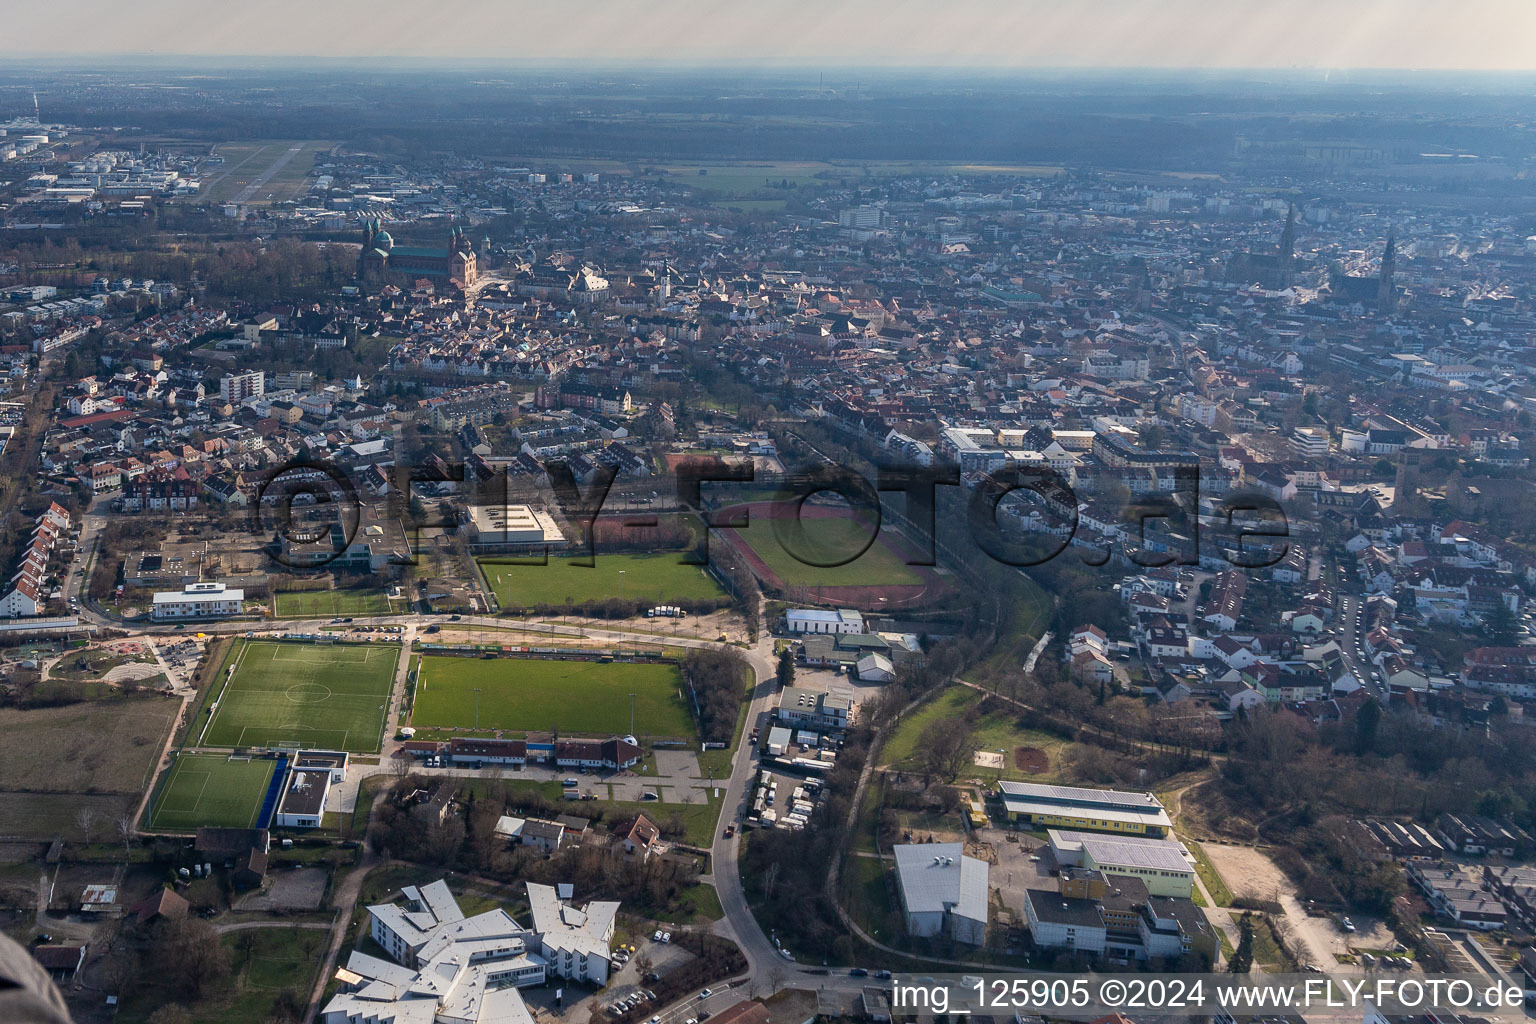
[1336,592,1388,700]
[58,505,888,1000]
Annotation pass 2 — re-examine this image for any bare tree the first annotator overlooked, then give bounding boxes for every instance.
[918,715,977,786]
[75,807,98,846]
[116,810,135,858]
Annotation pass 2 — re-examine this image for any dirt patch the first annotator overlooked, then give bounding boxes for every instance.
[1203,843,1290,902]
[237,866,328,912]
[1014,746,1049,773]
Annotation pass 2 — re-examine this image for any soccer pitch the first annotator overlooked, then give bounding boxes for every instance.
[479,553,725,609]
[151,753,275,831]
[411,655,693,738]
[202,641,399,753]
[274,588,395,617]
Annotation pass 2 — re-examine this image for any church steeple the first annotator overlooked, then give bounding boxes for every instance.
[1377,231,1396,311]
[1279,204,1296,262]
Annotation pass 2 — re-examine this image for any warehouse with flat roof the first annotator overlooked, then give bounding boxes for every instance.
[999,782,1172,836]
[1048,829,1194,898]
[465,503,565,551]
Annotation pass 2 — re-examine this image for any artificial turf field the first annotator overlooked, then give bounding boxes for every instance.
[410,655,693,738]
[479,552,725,608]
[151,752,275,830]
[202,641,398,753]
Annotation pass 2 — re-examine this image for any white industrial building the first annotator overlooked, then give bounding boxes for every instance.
[1048,829,1196,899]
[785,608,864,634]
[273,768,331,829]
[464,504,566,551]
[892,842,988,946]
[151,581,244,621]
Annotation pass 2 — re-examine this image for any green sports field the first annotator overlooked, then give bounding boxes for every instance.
[479,553,725,609]
[201,641,399,753]
[151,753,275,830]
[411,656,693,738]
[275,588,396,617]
[735,514,923,588]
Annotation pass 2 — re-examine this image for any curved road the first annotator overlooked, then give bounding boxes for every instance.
[62,514,879,997]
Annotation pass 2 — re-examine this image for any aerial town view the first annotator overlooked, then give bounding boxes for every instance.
[3,3,1536,1024]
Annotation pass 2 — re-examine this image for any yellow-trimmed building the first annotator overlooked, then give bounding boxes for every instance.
[998,781,1172,836]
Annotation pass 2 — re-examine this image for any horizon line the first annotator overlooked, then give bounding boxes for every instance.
[4,55,1536,76]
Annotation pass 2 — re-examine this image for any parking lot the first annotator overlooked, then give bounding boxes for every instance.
[558,934,700,1023]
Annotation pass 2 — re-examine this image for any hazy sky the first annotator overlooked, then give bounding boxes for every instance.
[7,0,1536,69]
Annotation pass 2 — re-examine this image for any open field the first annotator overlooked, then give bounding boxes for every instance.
[879,686,1070,781]
[275,588,397,618]
[116,925,323,1024]
[202,641,398,753]
[480,552,724,609]
[719,501,927,598]
[660,161,834,197]
[657,159,1064,198]
[0,792,137,842]
[711,198,788,212]
[199,139,330,205]
[0,697,179,798]
[411,655,693,738]
[149,752,276,831]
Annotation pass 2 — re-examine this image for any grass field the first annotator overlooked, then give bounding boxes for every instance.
[0,793,137,842]
[275,588,396,617]
[202,641,398,753]
[879,686,1069,781]
[116,926,323,1024]
[661,161,833,197]
[151,753,276,830]
[735,515,922,589]
[480,553,725,609]
[0,697,179,796]
[411,655,693,738]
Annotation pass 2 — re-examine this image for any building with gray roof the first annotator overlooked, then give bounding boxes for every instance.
[892,842,988,946]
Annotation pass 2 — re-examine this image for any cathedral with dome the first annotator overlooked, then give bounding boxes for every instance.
[356,219,478,290]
